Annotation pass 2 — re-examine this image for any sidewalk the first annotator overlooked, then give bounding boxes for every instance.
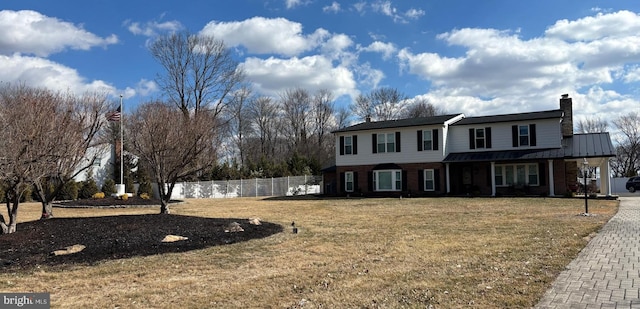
[535,197,640,308]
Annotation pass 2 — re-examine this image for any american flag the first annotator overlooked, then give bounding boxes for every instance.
[107,106,121,122]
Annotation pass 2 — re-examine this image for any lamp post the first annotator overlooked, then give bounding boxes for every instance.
[582,158,589,214]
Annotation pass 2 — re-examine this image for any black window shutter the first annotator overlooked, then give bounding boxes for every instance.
[485,127,492,149]
[487,165,492,184]
[353,172,359,191]
[417,130,423,151]
[402,170,408,191]
[434,169,441,191]
[530,124,537,146]
[368,171,373,192]
[372,134,377,153]
[339,172,345,193]
[539,162,546,186]
[433,129,439,151]
[353,135,358,154]
[396,132,401,152]
[339,136,345,155]
[418,170,424,191]
[512,125,518,147]
[469,128,475,149]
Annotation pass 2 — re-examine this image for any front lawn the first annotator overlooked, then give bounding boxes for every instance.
[0,197,617,308]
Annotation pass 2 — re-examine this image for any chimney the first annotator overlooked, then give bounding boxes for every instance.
[365,115,371,123]
[560,94,573,138]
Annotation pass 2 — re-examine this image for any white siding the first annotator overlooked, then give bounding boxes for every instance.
[448,118,562,153]
[335,125,447,166]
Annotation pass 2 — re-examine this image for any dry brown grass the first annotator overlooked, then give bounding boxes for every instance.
[1,197,617,308]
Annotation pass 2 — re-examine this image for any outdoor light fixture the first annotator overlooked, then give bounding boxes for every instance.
[582,158,589,214]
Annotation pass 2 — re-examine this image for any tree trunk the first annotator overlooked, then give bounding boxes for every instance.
[40,201,54,220]
[160,199,170,214]
[35,181,54,219]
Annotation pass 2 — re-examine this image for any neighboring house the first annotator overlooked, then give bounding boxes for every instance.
[325,95,616,197]
[73,143,114,189]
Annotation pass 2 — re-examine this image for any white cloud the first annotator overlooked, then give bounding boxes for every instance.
[241,55,357,98]
[0,54,115,94]
[360,41,397,60]
[405,8,425,20]
[124,19,183,37]
[200,17,330,56]
[546,10,640,41]
[0,10,118,57]
[396,10,640,120]
[285,0,303,9]
[323,2,341,13]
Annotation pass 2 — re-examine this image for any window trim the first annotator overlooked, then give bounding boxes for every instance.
[422,130,433,151]
[519,125,530,146]
[424,169,435,191]
[494,163,539,186]
[373,169,402,191]
[376,133,396,153]
[344,136,353,155]
[345,171,354,192]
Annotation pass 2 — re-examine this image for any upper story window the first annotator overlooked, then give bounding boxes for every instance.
[469,127,492,149]
[345,136,353,154]
[511,124,537,147]
[417,129,439,151]
[372,132,401,153]
[339,135,358,155]
[519,125,529,146]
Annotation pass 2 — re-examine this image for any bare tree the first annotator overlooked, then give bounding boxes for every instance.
[0,85,107,233]
[610,113,640,177]
[141,32,243,212]
[150,31,244,118]
[335,106,352,129]
[351,87,407,121]
[249,96,281,162]
[280,88,311,155]
[32,92,110,219]
[311,89,335,148]
[227,86,253,166]
[128,102,218,213]
[576,116,609,133]
[402,98,445,118]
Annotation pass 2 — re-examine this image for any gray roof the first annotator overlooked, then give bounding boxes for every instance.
[332,114,463,133]
[564,133,616,158]
[443,133,616,163]
[452,110,564,126]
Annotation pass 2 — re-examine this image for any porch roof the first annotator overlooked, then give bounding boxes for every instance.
[443,133,616,163]
[443,148,565,163]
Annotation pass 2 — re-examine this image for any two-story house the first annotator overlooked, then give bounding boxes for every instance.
[325,95,616,197]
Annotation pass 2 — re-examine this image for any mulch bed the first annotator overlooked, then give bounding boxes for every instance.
[0,199,283,270]
[53,196,174,208]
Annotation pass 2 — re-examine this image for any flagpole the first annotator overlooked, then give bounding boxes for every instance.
[119,94,124,188]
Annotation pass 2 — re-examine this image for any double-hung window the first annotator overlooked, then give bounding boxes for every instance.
[512,124,536,147]
[519,125,529,146]
[345,171,354,192]
[424,169,435,191]
[375,133,397,153]
[344,136,353,155]
[494,163,539,186]
[422,130,432,150]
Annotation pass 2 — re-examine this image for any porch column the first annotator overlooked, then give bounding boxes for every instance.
[490,161,496,196]
[602,159,612,196]
[445,163,451,194]
[547,159,555,196]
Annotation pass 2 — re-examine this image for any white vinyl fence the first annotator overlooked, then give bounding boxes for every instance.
[153,175,322,200]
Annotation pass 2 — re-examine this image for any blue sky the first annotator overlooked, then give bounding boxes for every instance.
[2,0,640,131]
